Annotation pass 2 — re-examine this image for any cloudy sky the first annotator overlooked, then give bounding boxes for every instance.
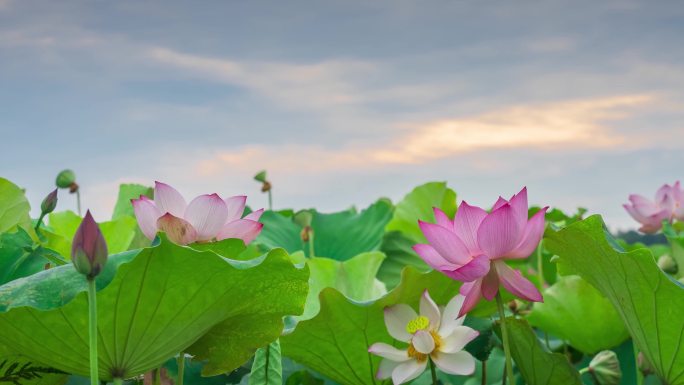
[1,0,682,229]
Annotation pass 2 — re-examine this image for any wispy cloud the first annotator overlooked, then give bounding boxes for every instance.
[148,47,376,111]
[194,94,656,176]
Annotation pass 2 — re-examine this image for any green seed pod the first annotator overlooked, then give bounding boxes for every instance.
[293,210,313,228]
[56,169,76,188]
[254,170,267,183]
[657,254,678,275]
[588,350,622,385]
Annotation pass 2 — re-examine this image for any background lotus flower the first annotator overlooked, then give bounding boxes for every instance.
[624,181,684,234]
[413,187,545,315]
[368,291,478,385]
[132,181,263,245]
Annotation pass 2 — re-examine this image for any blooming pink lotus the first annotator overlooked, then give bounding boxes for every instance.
[413,187,545,316]
[132,181,264,245]
[624,181,684,234]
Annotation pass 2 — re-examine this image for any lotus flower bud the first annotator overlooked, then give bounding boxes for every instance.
[588,350,622,385]
[56,169,77,189]
[40,189,58,215]
[71,210,108,280]
[657,254,678,275]
[254,170,268,183]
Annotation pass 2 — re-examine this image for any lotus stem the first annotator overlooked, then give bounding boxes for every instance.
[536,240,544,289]
[34,213,45,233]
[429,357,438,385]
[87,278,99,385]
[634,342,643,385]
[177,352,185,385]
[496,291,514,385]
[267,190,272,211]
[481,359,487,385]
[76,190,82,216]
[309,231,315,258]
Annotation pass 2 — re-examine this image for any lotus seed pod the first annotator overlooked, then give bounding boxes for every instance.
[56,169,76,188]
[261,181,272,192]
[293,210,313,228]
[254,170,267,183]
[589,350,622,385]
[657,254,678,275]
[40,189,58,215]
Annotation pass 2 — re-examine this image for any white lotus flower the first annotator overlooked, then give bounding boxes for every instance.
[368,290,478,384]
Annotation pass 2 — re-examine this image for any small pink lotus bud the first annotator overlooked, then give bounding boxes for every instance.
[71,210,108,280]
[40,189,58,215]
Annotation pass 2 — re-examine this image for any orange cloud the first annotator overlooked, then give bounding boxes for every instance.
[194,94,656,176]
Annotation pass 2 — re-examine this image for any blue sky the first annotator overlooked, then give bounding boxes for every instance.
[1,0,682,229]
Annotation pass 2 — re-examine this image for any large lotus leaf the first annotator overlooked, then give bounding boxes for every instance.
[112,183,153,220]
[0,177,32,234]
[494,318,582,385]
[527,275,629,354]
[0,237,309,381]
[377,231,430,289]
[256,211,304,254]
[45,211,137,256]
[280,268,460,385]
[545,215,684,385]
[300,252,387,320]
[385,182,457,243]
[0,227,66,285]
[257,200,393,261]
[0,343,68,385]
[310,199,393,261]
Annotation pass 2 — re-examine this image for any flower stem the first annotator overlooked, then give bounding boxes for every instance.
[34,213,46,232]
[496,291,514,385]
[76,190,82,216]
[481,360,487,385]
[177,352,185,385]
[87,278,99,385]
[633,342,643,385]
[429,357,438,385]
[267,190,272,211]
[536,240,544,289]
[309,231,315,258]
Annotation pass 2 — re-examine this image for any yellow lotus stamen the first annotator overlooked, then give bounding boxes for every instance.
[406,315,430,334]
[407,344,428,362]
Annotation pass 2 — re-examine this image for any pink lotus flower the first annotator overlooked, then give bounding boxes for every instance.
[413,187,545,316]
[132,181,264,245]
[624,181,684,234]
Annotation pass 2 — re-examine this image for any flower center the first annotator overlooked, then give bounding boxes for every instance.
[407,330,443,361]
[406,316,430,334]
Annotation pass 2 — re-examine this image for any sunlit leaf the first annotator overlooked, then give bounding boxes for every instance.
[545,215,684,385]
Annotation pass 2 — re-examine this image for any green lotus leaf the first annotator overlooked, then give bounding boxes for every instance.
[280,268,460,385]
[45,211,138,257]
[0,227,66,285]
[494,318,582,385]
[0,236,309,381]
[385,181,457,243]
[378,231,430,289]
[257,199,393,261]
[527,275,629,354]
[300,252,387,321]
[0,177,32,234]
[248,340,283,385]
[545,215,684,385]
[111,183,153,220]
